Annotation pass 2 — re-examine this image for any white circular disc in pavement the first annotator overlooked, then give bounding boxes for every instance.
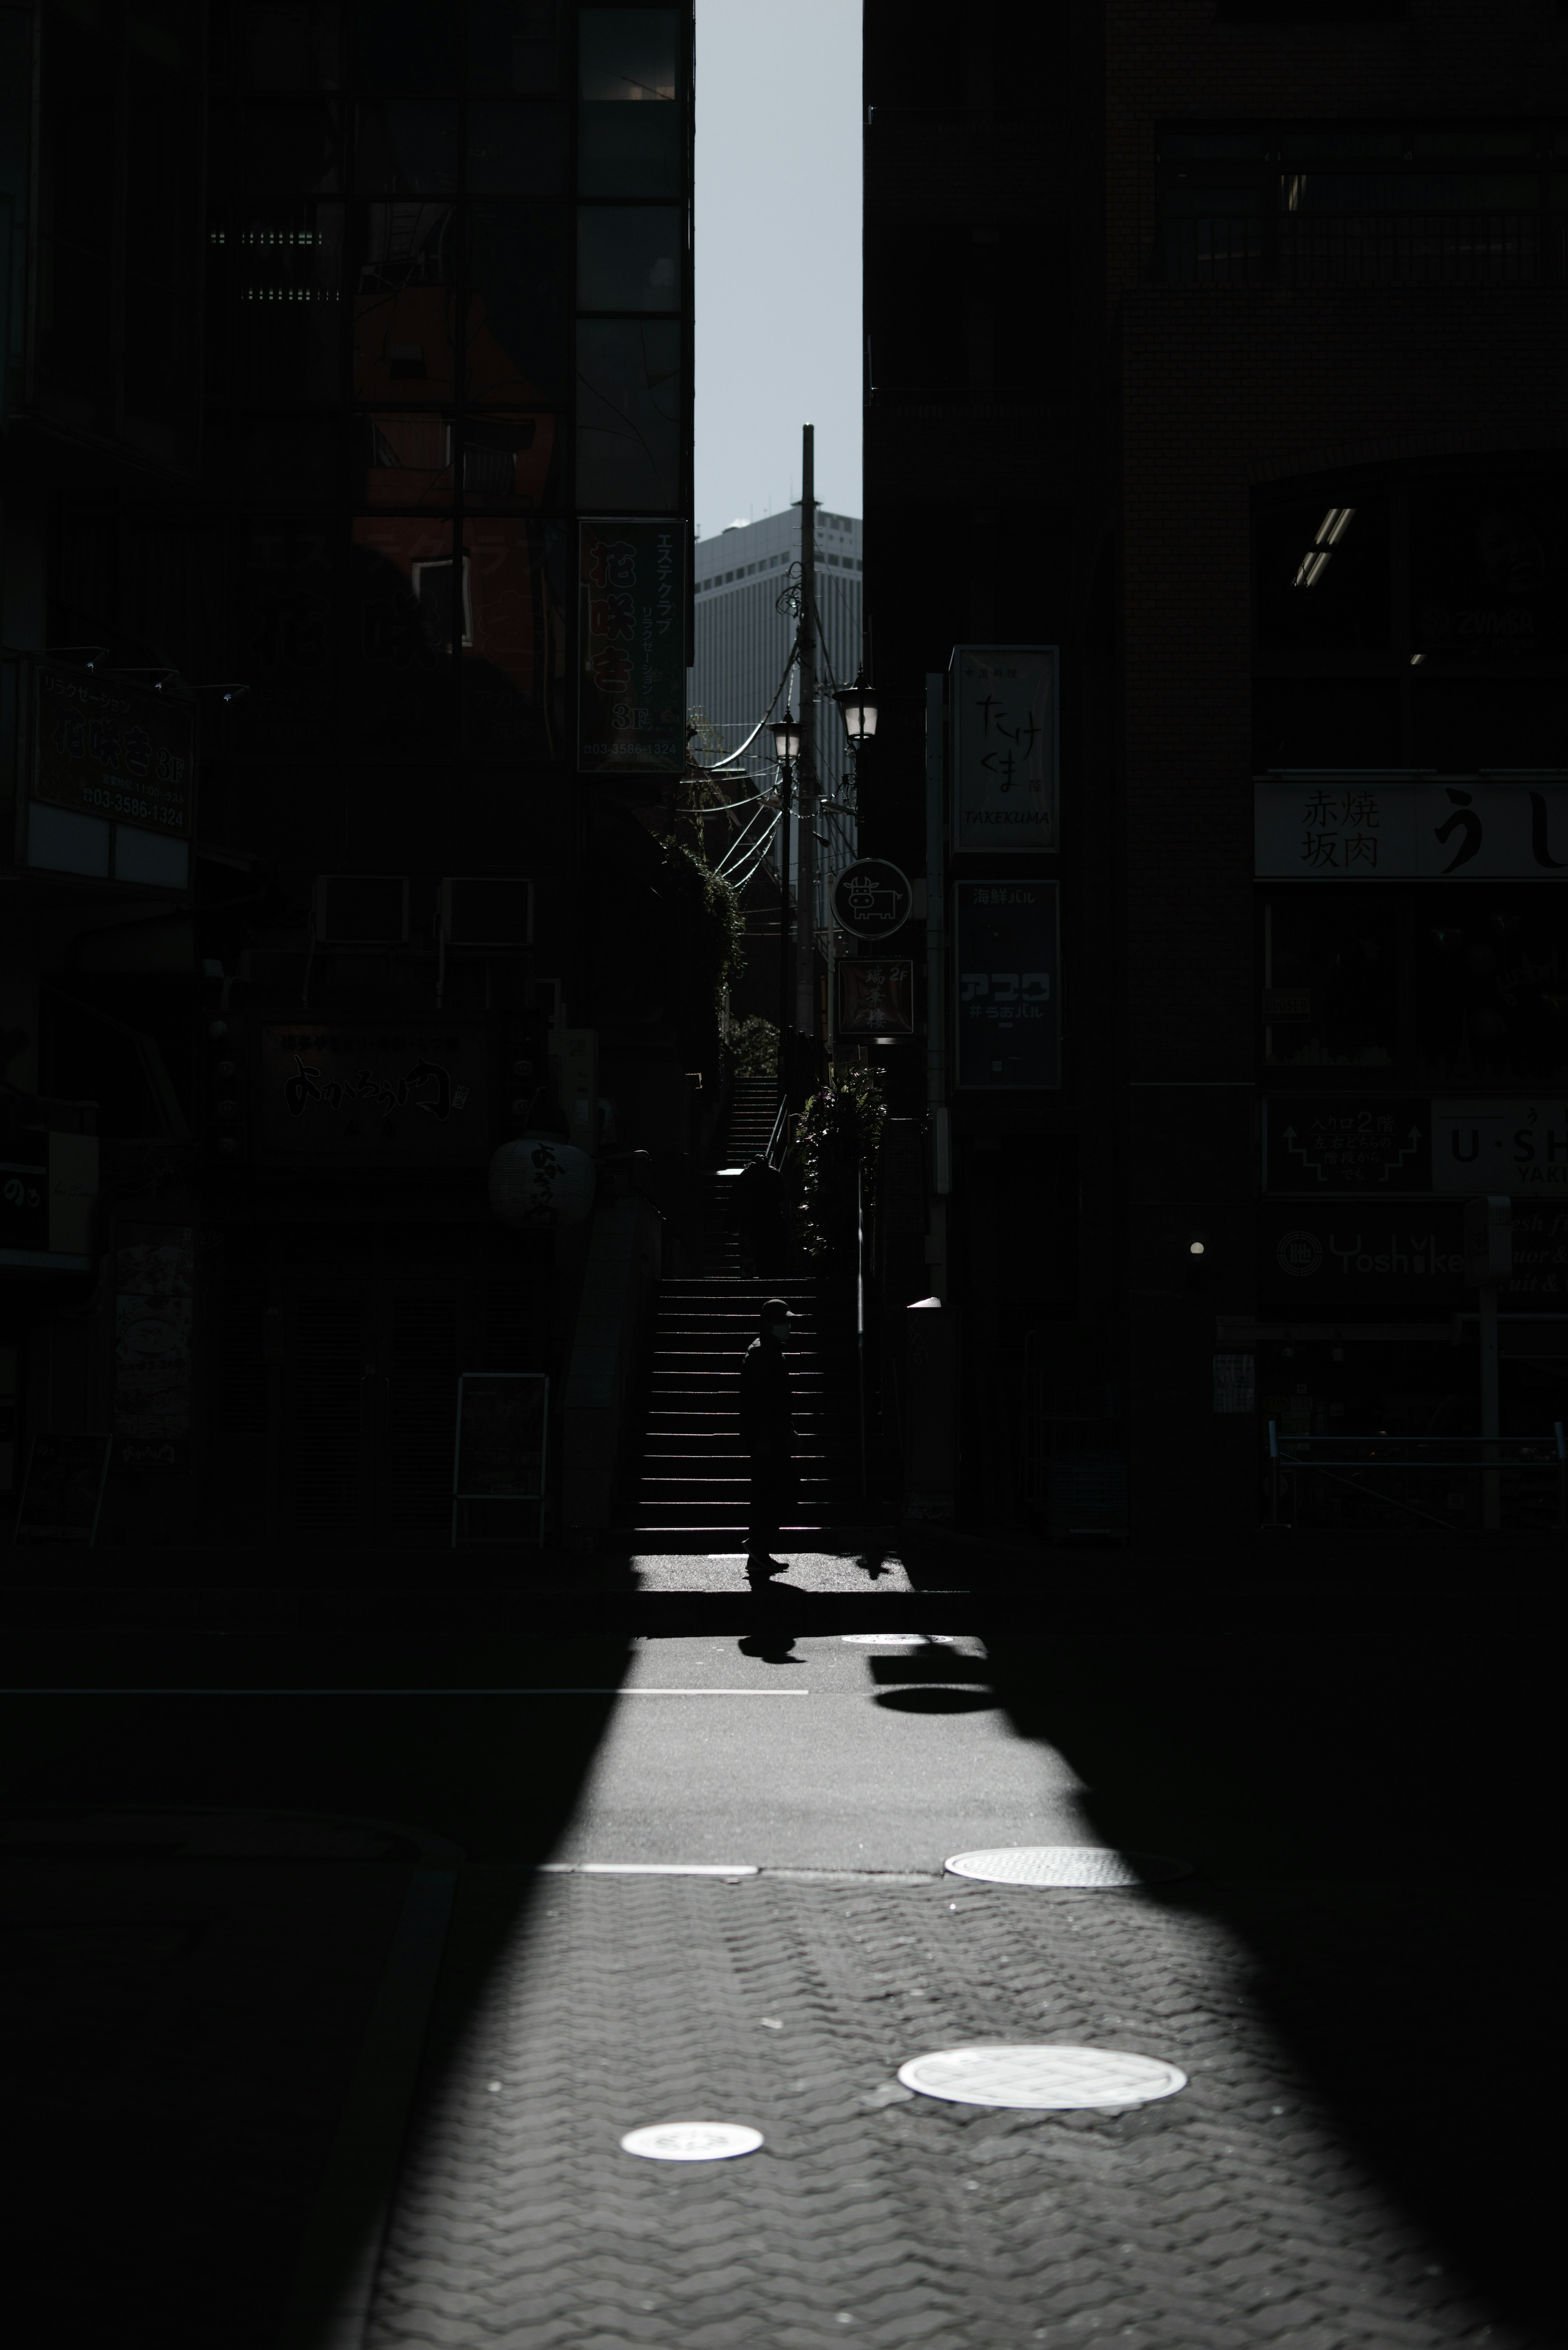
[897,2044,1186,2110]
[619,2121,764,2161]
[944,1845,1192,1888]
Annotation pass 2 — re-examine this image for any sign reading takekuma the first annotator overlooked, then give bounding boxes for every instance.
[952,646,1058,853]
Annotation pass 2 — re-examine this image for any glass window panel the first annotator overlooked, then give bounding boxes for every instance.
[1280,128,1406,161]
[1289,172,1541,212]
[466,201,569,403]
[468,100,570,193]
[352,201,457,403]
[1410,679,1566,769]
[458,414,561,511]
[354,100,459,194]
[244,0,343,92]
[1406,129,1535,158]
[348,517,459,757]
[216,202,345,404]
[1264,894,1399,1071]
[579,10,677,102]
[203,417,341,501]
[461,518,566,756]
[1416,892,1568,1089]
[577,205,681,310]
[1254,495,1391,654]
[470,0,559,94]
[578,98,680,197]
[575,319,681,511]
[234,519,336,759]
[350,0,457,96]
[1410,478,1568,667]
[360,412,454,509]
[1157,129,1265,160]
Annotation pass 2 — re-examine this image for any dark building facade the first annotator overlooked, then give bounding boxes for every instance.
[862,0,1568,1542]
[2,0,695,1553]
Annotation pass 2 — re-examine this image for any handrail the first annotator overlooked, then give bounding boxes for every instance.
[764,1093,790,1169]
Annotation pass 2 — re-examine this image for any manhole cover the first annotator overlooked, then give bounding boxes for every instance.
[944,1846,1192,1888]
[619,2122,764,2162]
[898,2044,1187,2110]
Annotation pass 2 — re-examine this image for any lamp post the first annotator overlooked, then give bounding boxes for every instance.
[768,707,801,1104]
[795,424,819,1081]
[827,674,878,1068]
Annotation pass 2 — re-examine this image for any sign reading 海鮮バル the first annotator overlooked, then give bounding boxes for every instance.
[1254,777,1568,877]
[261,1028,487,1158]
[577,520,685,772]
[951,646,1057,852]
[33,662,195,838]
[954,881,1060,1089]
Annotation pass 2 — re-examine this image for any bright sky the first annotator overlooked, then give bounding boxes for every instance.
[693,0,863,540]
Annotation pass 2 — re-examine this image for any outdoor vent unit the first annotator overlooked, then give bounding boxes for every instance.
[439,876,533,949]
[313,875,410,945]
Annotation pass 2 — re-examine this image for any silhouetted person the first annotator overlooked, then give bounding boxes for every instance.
[739,1296,797,1574]
[725,1153,787,1277]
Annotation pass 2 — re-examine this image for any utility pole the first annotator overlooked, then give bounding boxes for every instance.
[795,424,817,1071]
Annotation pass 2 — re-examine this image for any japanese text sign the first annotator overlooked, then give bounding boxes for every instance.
[34,662,196,839]
[952,646,1057,852]
[1265,1099,1432,1193]
[261,1027,488,1158]
[578,519,685,771]
[839,961,915,1036]
[1255,778,1568,878]
[954,881,1060,1090]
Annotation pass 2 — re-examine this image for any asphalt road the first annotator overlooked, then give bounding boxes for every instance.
[551,1633,1095,1870]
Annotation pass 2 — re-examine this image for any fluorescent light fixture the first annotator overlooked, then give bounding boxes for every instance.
[1315,506,1355,546]
[1410,652,1425,666]
[1291,548,1332,589]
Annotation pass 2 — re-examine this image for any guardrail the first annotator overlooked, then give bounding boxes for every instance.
[1267,1422,1568,1536]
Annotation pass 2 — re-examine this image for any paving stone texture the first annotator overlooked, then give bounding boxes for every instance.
[365,1873,1536,2350]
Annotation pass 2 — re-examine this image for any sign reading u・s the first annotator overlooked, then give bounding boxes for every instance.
[954,881,1060,1090]
[951,646,1058,853]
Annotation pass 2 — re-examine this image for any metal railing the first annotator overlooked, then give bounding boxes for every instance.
[1158,210,1564,288]
[1267,1421,1568,1535]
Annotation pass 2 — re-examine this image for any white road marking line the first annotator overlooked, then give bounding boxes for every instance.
[541,1862,759,1876]
[0,1686,811,1697]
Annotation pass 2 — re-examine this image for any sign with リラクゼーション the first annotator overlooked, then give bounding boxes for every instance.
[951,646,1057,852]
[34,662,195,838]
[577,520,685,772]
[954,881,1059,1089]
[1264,1099,1432,1193]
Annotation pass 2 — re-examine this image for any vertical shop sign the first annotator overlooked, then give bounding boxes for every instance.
[33,662,196,838]
[114,1225,195,1467]
[954,881,1060,1089]
[577,519,685,771]
[951,645,1058,852]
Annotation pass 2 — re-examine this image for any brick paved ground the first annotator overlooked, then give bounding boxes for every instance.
[365,1870,1545,2350]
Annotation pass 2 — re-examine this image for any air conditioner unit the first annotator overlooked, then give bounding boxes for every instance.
[313,875,409,945]
[438,876,533,950]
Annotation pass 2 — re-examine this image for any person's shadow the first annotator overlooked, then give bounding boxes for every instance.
[737,1628,802,1664]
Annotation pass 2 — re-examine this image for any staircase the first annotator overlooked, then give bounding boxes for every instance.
[622,1078,860,1548]
[699,1077,782,1275]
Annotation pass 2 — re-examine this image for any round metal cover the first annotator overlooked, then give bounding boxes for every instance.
[944,1845,1192,1888]
[619,2121,764,2162]
[897,2044,1187,2111]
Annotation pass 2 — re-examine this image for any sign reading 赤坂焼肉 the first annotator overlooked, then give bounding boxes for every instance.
[951,646,1057,852]
[578,520,685,772]
[34,662,196,838]
[1255,778,1568,877]
[954,881,1060,1090]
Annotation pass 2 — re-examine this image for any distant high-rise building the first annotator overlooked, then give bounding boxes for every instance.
[689,508,863,782]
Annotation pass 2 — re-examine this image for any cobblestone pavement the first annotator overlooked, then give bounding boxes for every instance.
[365,1870,1542,2350]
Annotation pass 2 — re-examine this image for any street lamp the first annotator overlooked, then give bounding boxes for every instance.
[833,673,879,747]
[769,709,802,767]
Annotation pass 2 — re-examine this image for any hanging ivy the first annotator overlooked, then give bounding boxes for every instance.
[789,1065,888,1271]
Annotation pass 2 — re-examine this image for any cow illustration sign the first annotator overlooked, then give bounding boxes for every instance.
[831,860,911,942]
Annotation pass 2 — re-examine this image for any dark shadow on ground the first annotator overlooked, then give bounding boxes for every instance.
[979,1623,1561,2341]
[0,1627,631,2348]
